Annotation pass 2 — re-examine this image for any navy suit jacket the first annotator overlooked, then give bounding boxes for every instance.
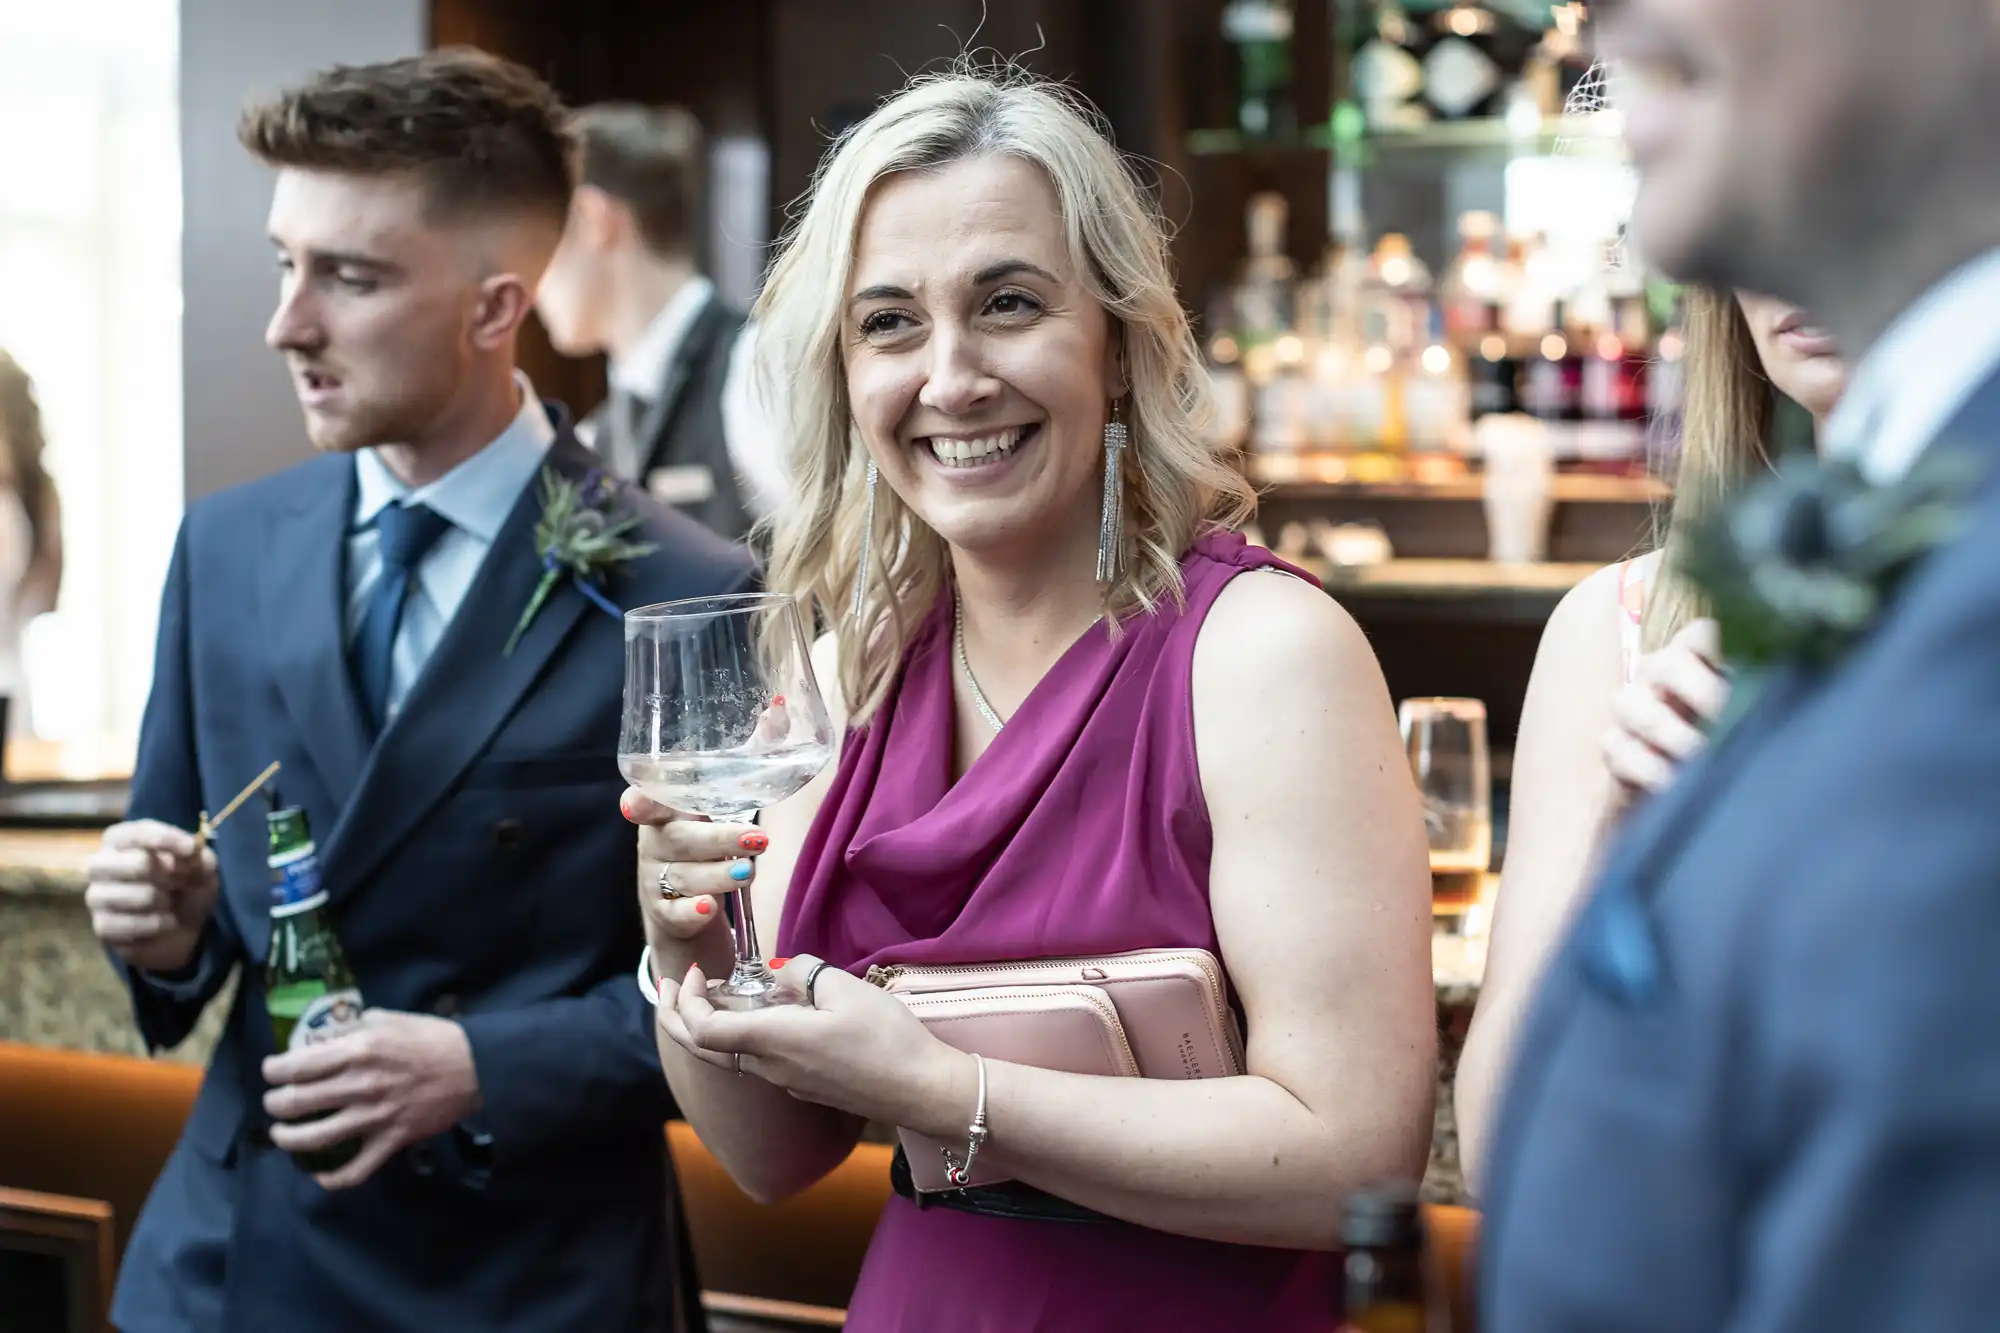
[1481,374,2000,1332]
[110,420,753,1333]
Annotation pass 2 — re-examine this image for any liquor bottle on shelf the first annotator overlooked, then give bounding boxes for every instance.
[1329,0,1372,146]
[1570,276,1647,470]
[1571,241,1650,460]
[1353,0,1432,131]
[1363,233,1434,356]
[1419,3,1540,122]
[1606,241,1656,353]
[1337,1181,1444,1333]
[1307,234,1389,451]
[1518,324,1580,427]
[1541,2,1597,111]
[1296,248,1338,350]
[1405,314,1472,454]
[1602,246,1656,430]
[1200,312,1253,452]
[1501,232,1558,351]
[1362,338,1409,453]
[1438,210,1508,353]
[1303,169,1371,349]
[264,802,365,1174]
[1253,330,1316,454]
[1230,192,1297,354]
[1223,0,1297,140]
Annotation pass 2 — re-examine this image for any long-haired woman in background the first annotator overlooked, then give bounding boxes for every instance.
[626,68,1437,1331]
[0,350,63,739]
[1454,288,1849,1190]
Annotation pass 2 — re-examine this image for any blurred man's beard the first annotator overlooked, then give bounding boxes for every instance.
[1633,177,1766,295]
[302,404,394,455]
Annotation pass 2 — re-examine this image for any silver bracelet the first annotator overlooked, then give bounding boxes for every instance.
[940,1053,989,1187]
[635,944,662,1005]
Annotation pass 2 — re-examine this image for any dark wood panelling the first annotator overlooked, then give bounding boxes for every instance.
[1169,0,1332,327]
[765,0,1086,227]
[428,0,771,421]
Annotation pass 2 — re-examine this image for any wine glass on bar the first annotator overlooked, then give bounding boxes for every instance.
[1398,696,1492,920]
[620,592,834,1009]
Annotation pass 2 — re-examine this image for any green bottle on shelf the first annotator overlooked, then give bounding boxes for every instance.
[1223,0,1297,140]
[263,802,364,1173]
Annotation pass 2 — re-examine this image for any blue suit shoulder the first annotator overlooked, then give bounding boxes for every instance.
[178,451,352,538]
[613,477,760,602]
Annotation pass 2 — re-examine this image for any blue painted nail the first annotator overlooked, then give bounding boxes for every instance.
[728,860,753,882]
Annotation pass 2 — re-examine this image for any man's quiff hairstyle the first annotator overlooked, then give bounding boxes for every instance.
[237,46,573,230]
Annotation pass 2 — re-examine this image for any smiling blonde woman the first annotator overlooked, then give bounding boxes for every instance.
[625,68,1436,1331]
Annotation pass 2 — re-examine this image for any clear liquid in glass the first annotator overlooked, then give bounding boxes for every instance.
[619,744,832,820]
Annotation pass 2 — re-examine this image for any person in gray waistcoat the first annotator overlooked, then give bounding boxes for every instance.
[1480,3,2000,1331]
[537,103,785,543]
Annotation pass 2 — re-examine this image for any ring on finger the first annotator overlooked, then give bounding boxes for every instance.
[805,960,832,1008]
[657,865,684,900]
[734,1053,743,1077]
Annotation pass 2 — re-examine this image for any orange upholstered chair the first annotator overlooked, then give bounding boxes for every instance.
[0,1042,1483,1331]
[0,1042,201,1260]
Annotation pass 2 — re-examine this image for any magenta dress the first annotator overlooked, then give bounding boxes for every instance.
[777,531,1339,1332]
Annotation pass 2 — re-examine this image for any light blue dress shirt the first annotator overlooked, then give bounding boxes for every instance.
[343,377,556,724]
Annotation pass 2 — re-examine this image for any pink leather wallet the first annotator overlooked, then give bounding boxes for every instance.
[864,948,1246,1194]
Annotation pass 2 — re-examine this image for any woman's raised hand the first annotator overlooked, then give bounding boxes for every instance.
[1602,619,1730,802]
[623,788,769,944]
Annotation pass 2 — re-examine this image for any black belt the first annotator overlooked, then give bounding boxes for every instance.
[888,1143,1113,1225]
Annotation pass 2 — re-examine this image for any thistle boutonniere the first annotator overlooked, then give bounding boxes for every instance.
[1679,444,1983,733]
[504,467,658,656]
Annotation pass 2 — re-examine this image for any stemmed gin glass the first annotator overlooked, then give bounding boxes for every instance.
[620,592,833,1009]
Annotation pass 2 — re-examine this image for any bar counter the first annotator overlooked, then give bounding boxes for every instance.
[0,831,1487,1202]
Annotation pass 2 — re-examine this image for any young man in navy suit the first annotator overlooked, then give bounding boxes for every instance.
[83,48,749,1333]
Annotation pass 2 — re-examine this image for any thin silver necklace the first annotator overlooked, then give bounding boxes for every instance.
[954,594,1007,733]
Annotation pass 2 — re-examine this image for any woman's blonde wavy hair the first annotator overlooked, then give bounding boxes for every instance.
[752,66,1255,728]
[1641,288,1776,651]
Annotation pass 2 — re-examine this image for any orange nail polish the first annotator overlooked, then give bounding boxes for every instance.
[619,793,634,820]
[770,956,792,969]
[695,899,713,916]
[772,695,786,706]
[740,832,768,853]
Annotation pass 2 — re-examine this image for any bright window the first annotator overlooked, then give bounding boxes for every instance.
[0,0,182,772]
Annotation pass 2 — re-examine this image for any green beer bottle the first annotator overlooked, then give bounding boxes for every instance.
[263,804,363,1172]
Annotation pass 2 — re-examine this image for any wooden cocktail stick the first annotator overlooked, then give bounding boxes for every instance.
[195,761,281,849]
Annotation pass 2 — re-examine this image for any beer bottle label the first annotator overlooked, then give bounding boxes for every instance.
[269,846,326,915]
[286,988,365,1050]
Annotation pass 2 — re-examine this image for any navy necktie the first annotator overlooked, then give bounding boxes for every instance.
[352,502,452,731]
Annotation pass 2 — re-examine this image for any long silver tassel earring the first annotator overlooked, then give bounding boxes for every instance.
[848,459,878,622]
[1096,406,1129,583]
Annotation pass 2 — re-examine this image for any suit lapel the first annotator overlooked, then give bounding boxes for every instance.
[318,432,602,896]
[633,295,724,472]
[1580,665,1815,1001]
[260,460,371,809]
